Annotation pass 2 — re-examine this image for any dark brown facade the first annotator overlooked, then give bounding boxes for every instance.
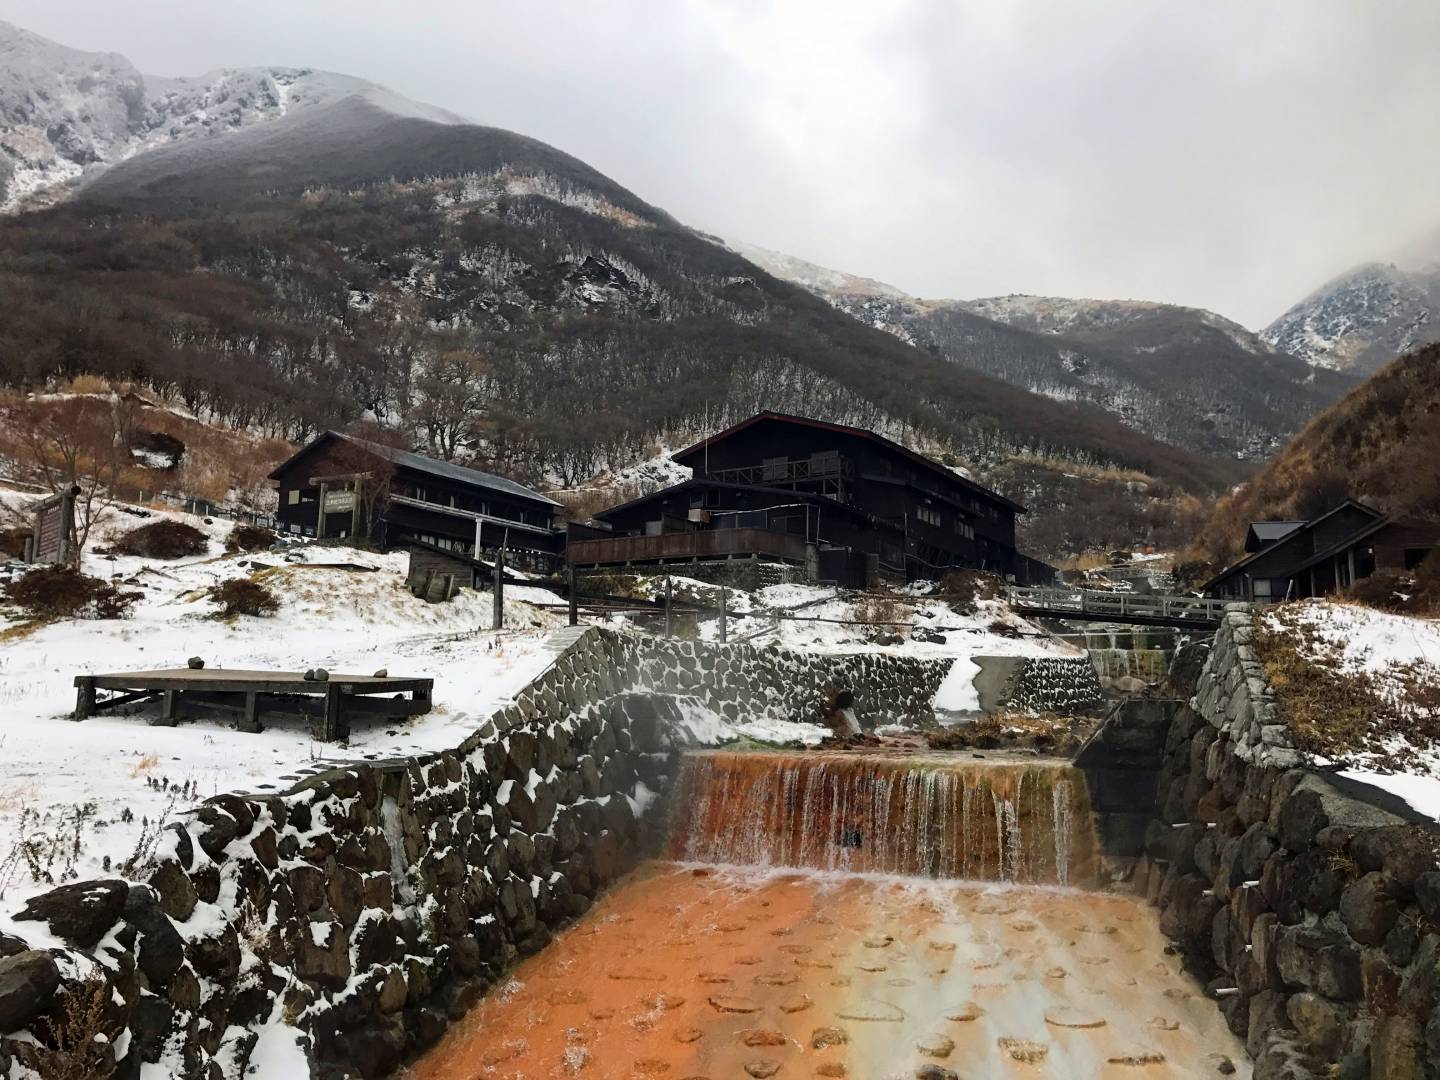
[576,413,1054,586]
[1205,499,1440,601]
[269,432,563,566]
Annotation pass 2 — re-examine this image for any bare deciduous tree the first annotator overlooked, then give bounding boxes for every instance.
[11,395,136,562]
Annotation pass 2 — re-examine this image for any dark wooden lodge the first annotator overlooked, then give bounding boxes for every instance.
[569,413,1054,587]
[1204,499,1440,601]
[270,432,563,568]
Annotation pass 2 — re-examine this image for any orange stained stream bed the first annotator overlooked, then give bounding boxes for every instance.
[406,862,1250,1080]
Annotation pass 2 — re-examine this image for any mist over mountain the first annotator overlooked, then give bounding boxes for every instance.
[732,243,1354,462]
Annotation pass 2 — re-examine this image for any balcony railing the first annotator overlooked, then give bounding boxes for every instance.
[567,527,810,566]
[702,456,852,488]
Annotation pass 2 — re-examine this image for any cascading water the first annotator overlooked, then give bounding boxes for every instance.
[666,750,1101,887]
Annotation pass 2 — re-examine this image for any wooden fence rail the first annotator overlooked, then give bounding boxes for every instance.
[1007,586,1234,628]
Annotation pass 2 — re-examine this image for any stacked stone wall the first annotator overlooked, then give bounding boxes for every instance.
[0,626,956,1079]
[1145,607,1440,1080]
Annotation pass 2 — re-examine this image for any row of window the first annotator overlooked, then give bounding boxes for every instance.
[284,484,550,529]
[915,505,976,540]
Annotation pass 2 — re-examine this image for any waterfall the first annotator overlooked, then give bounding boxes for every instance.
[666,751,1100,887]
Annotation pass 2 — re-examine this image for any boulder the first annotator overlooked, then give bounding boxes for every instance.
[1338,872,1400,947]
[15,879,128,949]
[1286,992,1347,1060]
[0,951,61,1032]
[1274,922,1363,1000]
[146,860,198,922]
[124,885,186,988]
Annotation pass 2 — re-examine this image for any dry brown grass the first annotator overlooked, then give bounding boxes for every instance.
[1255,605,1440,772]
[20,976,117,1080]
[1191,343,1440,572]
[0,384,293,511]
[851,590,912,629]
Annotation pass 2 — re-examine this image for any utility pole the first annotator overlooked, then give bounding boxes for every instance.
[493,547,505,630]
[664,575,673,638]
[719,585,727,644]
[567,563,578,627]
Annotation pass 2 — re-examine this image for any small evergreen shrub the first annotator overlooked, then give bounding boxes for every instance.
[208,578,280,617]
[3,566,139,620]
[224,524,276,553]
[108,520,209,559]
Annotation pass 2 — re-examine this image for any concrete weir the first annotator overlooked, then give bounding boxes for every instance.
[414,746,1249,1080]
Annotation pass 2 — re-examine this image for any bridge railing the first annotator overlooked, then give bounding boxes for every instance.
[1007,585,1232,625]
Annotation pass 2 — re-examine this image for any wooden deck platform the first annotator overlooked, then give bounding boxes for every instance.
[73,668,433,742]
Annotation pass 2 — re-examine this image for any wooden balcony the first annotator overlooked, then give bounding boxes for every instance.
[566,527,810,567]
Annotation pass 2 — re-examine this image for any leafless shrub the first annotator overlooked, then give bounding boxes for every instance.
[106,519,209,559]
[3,566,140,620]
[21,976,118,1080]
[207,577,280,617]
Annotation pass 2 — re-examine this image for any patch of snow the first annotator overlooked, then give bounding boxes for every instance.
[932,655,981,714]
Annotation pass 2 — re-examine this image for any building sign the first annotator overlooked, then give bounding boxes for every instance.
[323,490,357,513]
[30,488,77,565]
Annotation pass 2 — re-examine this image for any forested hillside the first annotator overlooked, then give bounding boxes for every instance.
[1190,342,1440,570]
[0,173,1241,556]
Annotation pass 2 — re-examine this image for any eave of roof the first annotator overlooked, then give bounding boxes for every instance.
[671,412,1026,514]
[268,431,561,507]
[1204,500,1392,590]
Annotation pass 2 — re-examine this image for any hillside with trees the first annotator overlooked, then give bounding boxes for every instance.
[1189,342,1440,570]
[0,172,1242,557]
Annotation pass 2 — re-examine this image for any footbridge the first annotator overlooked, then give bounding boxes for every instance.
[1007,585,1232,629]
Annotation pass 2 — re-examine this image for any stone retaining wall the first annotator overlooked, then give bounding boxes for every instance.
[0,627,958,1079]
[631,635,952,727]
[1145,607,1440,1080]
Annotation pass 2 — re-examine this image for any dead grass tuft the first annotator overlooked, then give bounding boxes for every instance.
[1255,605,1440,772]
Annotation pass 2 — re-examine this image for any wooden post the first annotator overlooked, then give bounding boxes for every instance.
[316,482,328,538]
[73,677,96,720]
[567,563,578,627]
[493,548,505,630]
[239,691,261,734]
[323,684,347,742]
[664,575,673,638]
[158,690,180,727]
[719,586,727,644]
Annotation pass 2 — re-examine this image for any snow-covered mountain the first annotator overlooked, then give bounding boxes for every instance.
[725,239,911,301]
[731,242,1354,461]
[0,18,463,210]
[1262,256,1440,375]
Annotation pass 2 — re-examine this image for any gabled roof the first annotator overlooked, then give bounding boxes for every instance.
[1204,498,1386,590]
[593,477,873,523]
[269,431,562,507]
[671,412,1026,514]
[1244,521,1306,552]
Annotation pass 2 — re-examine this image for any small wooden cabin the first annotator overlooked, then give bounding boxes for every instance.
[269,432,563,568]
[1204,499,1440,601]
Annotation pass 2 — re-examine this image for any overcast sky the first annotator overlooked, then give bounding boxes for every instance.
[5,0,1439,328]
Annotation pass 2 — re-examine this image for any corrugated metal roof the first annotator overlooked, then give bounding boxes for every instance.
[334,433,562,507]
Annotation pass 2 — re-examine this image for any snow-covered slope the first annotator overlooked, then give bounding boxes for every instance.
[960,294,1274,356]
[1262,260,1440,375]
[726,238,911,300]
[0,18,464,210]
